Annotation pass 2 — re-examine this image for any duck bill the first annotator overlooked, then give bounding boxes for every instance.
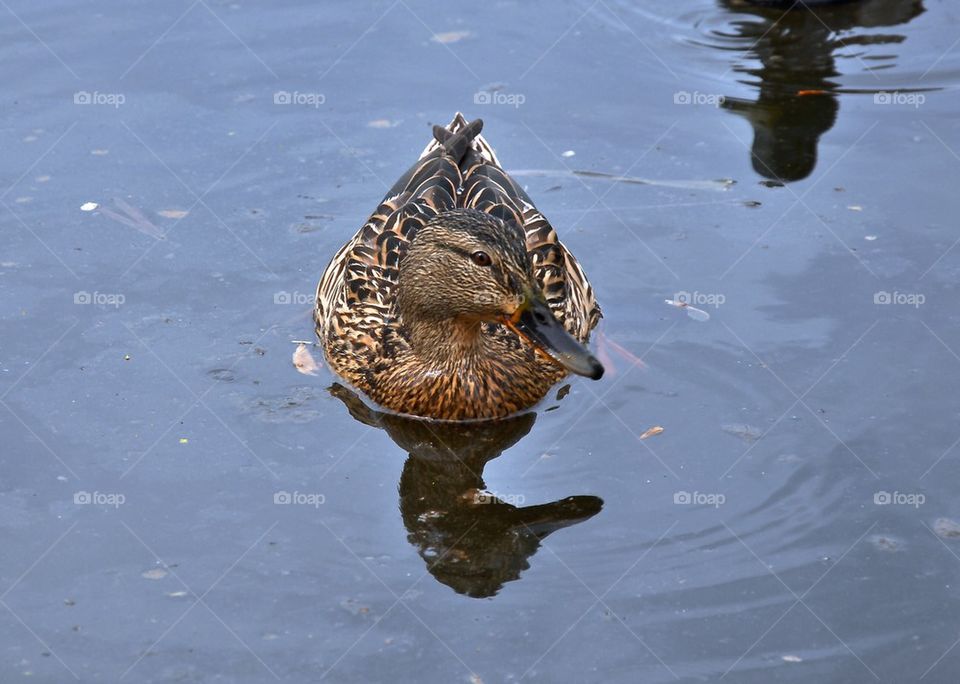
[504,296,604,380]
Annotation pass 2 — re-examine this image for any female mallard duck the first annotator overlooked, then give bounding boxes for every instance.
[315,113,603,421]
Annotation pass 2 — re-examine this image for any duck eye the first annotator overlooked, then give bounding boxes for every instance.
[470,251,492,267]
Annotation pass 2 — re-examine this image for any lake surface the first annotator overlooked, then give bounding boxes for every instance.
[2,0,959,681]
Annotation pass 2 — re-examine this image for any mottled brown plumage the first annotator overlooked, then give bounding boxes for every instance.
[315,113,602,420]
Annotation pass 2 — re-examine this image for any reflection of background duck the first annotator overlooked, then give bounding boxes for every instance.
[720,0,924,181]
[330,385,603,598]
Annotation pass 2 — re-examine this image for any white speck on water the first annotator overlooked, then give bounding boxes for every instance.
[865,235,877,241]
[368,119,398,129]
[80,202,98,211]
[561,150,576,157]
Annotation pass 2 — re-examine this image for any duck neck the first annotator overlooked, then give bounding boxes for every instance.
[405,316,486,369]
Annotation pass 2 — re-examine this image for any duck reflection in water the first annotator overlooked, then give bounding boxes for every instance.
[330,384,603,598]
[719,0,924,181]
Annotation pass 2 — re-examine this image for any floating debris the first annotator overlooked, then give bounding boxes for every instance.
[865,235,878,241]
[869,535,901,552]
[561,150,576,158]
[340,598,371,615]
[934,517,960,539]
[368,119,398,129]
[639,426,664,440]
[99,198,165,240]
[664,299,710,322]
[157,209,189,219]
[782,654,803,663]
[293,343,321,376]
[432,30,471,44]
[141,568,168,580]
[80,202,99,212]
[721,423,763,443]
[179,438,189,444]
[847,205,863,212]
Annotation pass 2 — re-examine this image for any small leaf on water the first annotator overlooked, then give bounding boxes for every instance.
[639,426,664,440]
[293,343,321,376]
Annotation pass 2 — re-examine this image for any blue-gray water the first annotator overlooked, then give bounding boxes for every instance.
[2,0,959,682]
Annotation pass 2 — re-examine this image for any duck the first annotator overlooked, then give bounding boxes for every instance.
[314,113,603,421]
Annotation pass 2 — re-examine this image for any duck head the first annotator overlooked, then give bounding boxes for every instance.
[397,209,603,380]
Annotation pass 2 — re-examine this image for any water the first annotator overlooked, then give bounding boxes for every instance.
[2,0,959,681]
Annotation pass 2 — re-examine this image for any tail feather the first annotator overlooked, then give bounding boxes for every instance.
[432,118,483,162]
[418,112,502,167]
